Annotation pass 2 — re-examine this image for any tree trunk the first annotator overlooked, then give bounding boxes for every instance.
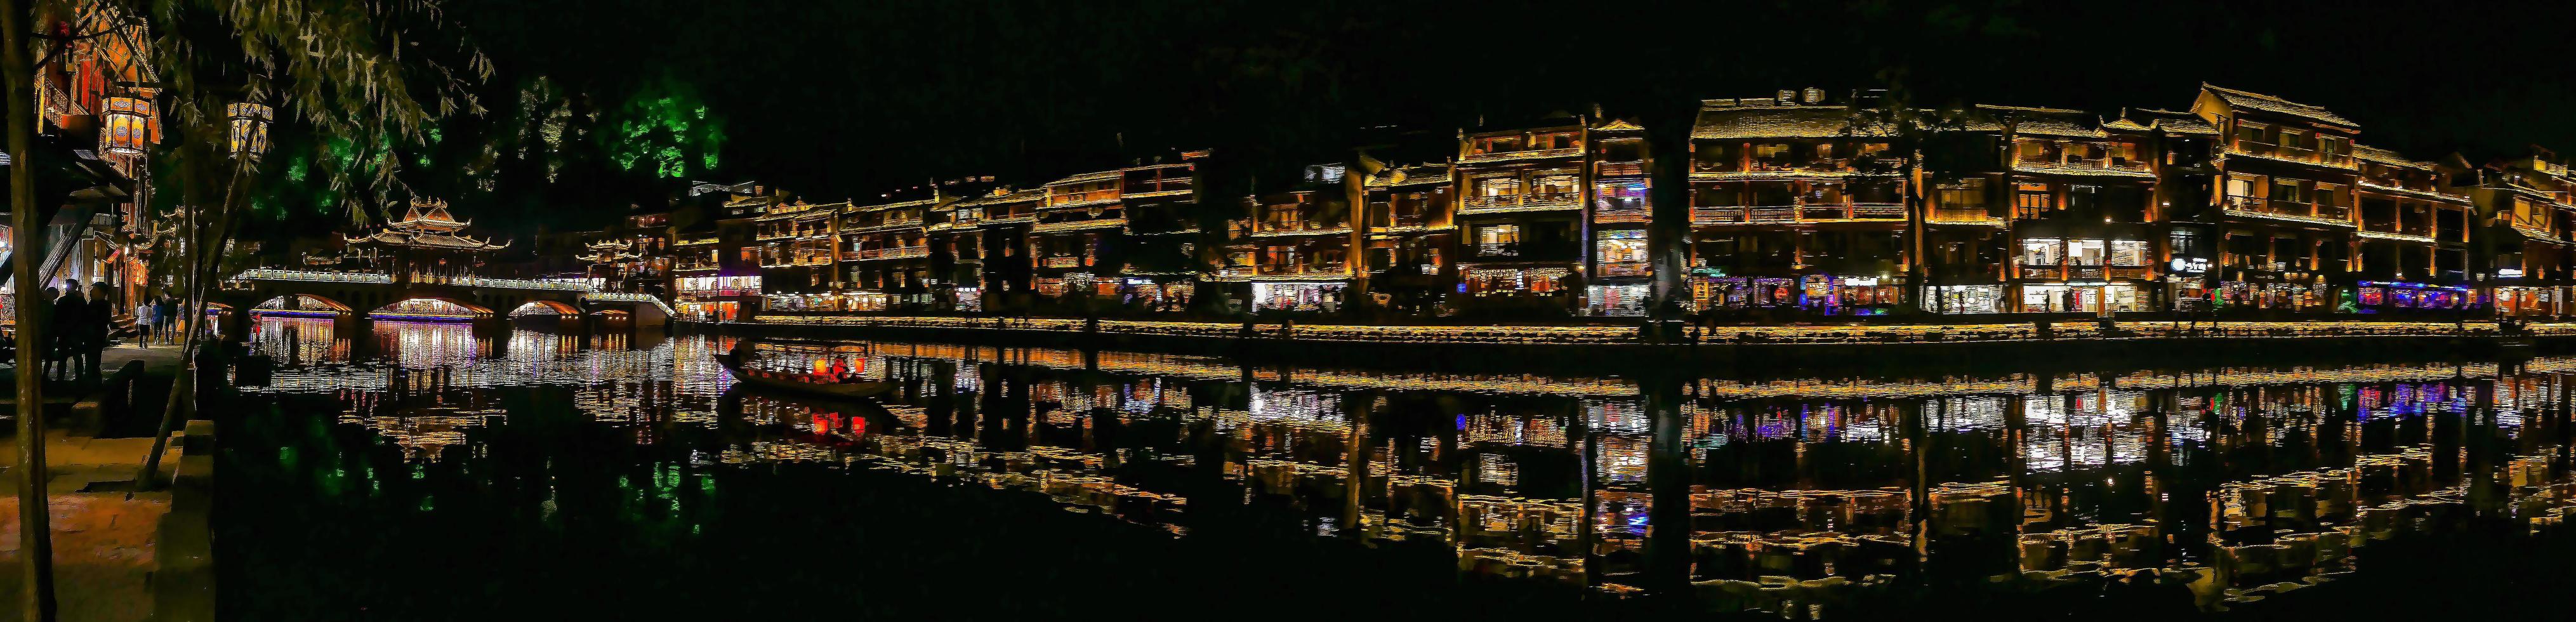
[4,0,58,616]
[137,157,248,488]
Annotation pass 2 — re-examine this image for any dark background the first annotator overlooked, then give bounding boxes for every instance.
[451,0,2576,232]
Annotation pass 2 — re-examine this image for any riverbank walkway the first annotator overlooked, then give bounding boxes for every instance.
[0,343,210,622]
[727,314,2532,345]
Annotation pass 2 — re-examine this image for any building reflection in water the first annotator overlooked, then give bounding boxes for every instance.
[241,317,2576,614]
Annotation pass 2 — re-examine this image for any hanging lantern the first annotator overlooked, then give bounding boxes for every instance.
[227,102,274,159]
[100,96,154,156]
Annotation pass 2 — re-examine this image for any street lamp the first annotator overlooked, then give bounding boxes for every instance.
[226,102,273,159]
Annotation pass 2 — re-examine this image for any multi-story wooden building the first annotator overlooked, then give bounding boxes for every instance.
[952,187,1044,307]
[2192,84,2363,312]
[1113,155,1210,311]
[1358,161,1456,314]
[838,190,937,312]
[754,200,845,311]
[1686,92,1909,317]
[1231,163,1359,312]
[1032,168,1130,302]
[922,176,1003,312]
[2463,150,2576,318]
[1585,118,1655,315]
[1451,114,1596,315]
[1982,105,2162,314]
[2348,146,2476,315]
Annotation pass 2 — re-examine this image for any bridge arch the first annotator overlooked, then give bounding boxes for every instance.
[508,300,581,317]
[249,293,357,317]
[369,297,497,321]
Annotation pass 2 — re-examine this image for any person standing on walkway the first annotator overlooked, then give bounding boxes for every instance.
[50,282,86,383]
[85,279,111,380]
[154,296,176,344]
[38,286,62,380]
[133,296,154,348]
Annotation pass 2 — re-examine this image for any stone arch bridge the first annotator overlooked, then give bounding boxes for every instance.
[215,268,671,336]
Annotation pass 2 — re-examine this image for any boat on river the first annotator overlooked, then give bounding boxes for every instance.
[713,341,897,400]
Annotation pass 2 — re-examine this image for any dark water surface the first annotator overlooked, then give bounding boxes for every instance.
[216,317,2576,619]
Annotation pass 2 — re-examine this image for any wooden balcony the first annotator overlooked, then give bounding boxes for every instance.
[2228,140,2358,169]
[1592,206,1648,224]
[1460,147,1582,163]
[1598,260,1649,277]
[1459,192,1582,215]
[1693,202,1903,225]
[2223,195,2353,227]
[1597,161,1647,176]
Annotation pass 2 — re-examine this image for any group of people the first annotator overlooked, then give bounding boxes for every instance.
[23,281,186,384]
[37,280,114,383]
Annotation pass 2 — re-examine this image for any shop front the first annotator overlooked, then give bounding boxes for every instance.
[1920,284,2005,314]
[2353,281,2475,315]
[2214,281,2328,312]
[1689,273,1903,316]
[1585,283,1651,316]
[1252,281,1347,312]
[2018,283,2146,314]
[2494,285,2559,318]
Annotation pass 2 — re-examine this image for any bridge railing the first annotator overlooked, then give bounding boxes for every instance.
[232,269,394,284]
[461,277,597,292]
[581,291,675,315]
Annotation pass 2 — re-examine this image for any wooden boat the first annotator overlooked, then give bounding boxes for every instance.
[713,341,898,400]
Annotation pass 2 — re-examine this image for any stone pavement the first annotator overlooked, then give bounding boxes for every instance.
[0,340,194,621]
[0,433,181,622]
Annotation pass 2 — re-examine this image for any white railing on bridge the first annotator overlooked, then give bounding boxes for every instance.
[580,291,674,315]
[233,269,394,284]
[235,269,599,292]
[460,277,598,292]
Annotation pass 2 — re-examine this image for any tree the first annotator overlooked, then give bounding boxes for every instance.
[1846,70,1974,315]
[79,0,490,503]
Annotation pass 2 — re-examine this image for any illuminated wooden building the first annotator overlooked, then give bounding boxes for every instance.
[920,176,1005,313]
[1115,154,1212,311]
[838,190,938,312]
[2115,107,2224,311]
[1229,163,1359,312]
[2460,150,2576,318]
[1359,161,1456,314]
[2190,84,2363,312]
[2347,146,2475,315]
[558,209,676,295]
[1032,168,1128,300]
[753,200,846,311]
[1978,105,2162,314]
[670,181,777,320]
[338,198,513,285]
[951,187,1045,303]
[1029,151,1212,310]
[1585,117,1655,315]
[1686,91,1909,317]
[1450,114,1598,314]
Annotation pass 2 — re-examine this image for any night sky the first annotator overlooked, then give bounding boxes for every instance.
[458,0,2576,231]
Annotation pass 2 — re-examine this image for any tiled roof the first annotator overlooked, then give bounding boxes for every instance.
[2352,144,2432,169]
[1692,103,1884,140]
[2203,84,2357,128]
[1969,105,2104,138]
[1043,169,1121,187]
[953,189,1044,208]
[1364,163,1453,188]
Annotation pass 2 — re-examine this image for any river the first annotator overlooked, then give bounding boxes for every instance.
[213,316,2576,619]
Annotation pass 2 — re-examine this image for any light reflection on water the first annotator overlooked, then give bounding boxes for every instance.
[237,317,2576,615]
